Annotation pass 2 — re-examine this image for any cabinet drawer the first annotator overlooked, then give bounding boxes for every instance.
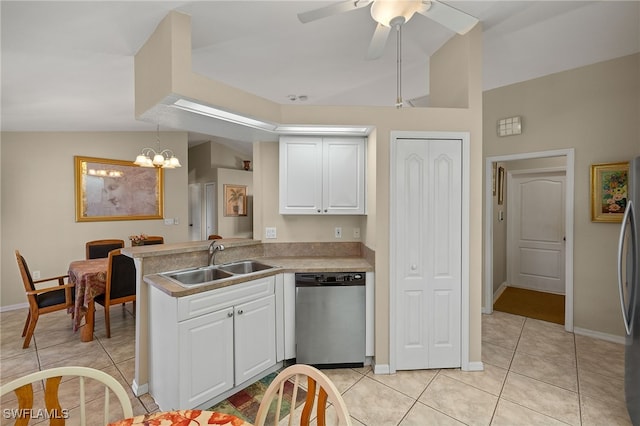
[178,276,275,322]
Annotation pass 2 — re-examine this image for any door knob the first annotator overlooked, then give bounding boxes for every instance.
[227,312,233,317]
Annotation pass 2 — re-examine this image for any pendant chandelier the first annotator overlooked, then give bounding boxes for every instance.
[134,124,182,168]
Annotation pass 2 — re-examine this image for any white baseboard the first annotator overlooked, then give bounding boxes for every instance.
[493,282,508,303]
[0,302,28,313]
[573,327,625,345]
[463,361,484,372]
[372,363,390,375]
[132,380,148,397]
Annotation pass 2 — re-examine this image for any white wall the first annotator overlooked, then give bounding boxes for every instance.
[483,53,640,336]
[1,131,189,308]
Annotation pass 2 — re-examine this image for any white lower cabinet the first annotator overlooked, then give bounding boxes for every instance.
[233,295,276,384]
[150,275,280,410]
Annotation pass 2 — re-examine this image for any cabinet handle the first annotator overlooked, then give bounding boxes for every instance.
[317,209,321,213]
[227,312,233,317]
[324,209,328,213]
[237,309,244,315]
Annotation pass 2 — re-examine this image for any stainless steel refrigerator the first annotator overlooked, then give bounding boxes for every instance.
[618,155,639,425]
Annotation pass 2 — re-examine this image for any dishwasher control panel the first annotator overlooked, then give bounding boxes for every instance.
[295,272,365,286]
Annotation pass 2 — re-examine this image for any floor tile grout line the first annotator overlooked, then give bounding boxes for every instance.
[573,332,583,425]
[488,315,526,425]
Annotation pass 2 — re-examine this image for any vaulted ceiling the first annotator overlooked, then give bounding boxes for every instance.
[2,1,639,142]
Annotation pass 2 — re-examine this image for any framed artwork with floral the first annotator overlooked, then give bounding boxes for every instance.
[224,184,247,217]
[590,161,629,223]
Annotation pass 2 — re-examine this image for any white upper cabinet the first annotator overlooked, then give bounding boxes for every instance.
[279,136,366,215]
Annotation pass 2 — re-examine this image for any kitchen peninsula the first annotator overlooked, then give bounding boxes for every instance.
[121,239,374,403]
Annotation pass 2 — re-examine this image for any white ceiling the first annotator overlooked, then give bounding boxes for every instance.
[2,1,639,143]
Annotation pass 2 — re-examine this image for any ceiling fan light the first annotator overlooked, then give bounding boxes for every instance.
[370,0,423,26]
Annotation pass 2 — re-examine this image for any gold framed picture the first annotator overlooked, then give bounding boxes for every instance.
[75,156,163,222]
[224,184,247,217]
[590,161,629,223]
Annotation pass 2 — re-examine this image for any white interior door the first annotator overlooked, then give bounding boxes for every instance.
[508,171,566,294]
[205,182,217,239]
[395,138,462,370]
[188,184,202,241]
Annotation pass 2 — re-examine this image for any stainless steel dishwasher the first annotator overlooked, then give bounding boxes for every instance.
[295,272,366,367]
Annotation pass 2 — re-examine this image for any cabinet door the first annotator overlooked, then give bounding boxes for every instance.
[178,307,234,408]
[324,137,366,214]
[279,137,323,214]
[234,294,277,385]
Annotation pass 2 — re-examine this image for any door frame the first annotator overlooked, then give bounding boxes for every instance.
[484,149,575,331]
[389,131,471,373]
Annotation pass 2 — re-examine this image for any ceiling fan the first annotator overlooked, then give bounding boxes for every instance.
[298,0,479,60]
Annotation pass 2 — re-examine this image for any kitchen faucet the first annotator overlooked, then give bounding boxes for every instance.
[209,239,225,265]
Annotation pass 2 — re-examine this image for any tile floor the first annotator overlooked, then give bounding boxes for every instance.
[0,306,632,425]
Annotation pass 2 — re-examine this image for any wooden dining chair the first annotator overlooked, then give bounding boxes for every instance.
[0,366,133,424]
[208,234,223,240]
[93,249,136,338]
[254,364,353,426]
[15,250,75,349]
[142,236,164,245]
[86,239,125,259]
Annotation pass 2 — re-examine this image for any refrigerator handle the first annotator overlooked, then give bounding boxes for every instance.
[618,200,634,336]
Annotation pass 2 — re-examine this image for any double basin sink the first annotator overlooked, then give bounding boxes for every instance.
[162,260,275,288]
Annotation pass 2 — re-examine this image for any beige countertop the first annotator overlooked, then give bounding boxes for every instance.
[144,256,374,298]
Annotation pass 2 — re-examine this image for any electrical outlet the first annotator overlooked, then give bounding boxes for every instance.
[265,227,277,239]
[335,227,342,238]
[33,270,41,280]
[173,217,179,225]
[353,227,361,238]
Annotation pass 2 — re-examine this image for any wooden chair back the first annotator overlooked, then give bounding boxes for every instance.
[15,250,74,348]
[85,239,125,259]
[0,366,133,425]
[93,249,136,338]
[254,364,353,426]
[208,234,223,240]
[142,236,164,245]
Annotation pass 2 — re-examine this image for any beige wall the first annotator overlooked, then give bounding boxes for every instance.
[483,53,640,336]
[188,140,255,239]
[0,131,189,307]
[217,168,253,239]
[134,12,484,367]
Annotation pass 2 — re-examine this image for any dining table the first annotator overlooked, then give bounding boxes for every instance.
[68,257,109,342]
[108,410,252,426]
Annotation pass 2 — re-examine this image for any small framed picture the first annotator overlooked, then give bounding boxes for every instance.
[224,184,247,217]
[590,161,629,223]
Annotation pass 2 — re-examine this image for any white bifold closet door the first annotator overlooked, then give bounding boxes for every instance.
[395,138,462,370]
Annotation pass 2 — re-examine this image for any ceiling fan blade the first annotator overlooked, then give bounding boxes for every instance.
[418,0,479,34]
[298,0,371,23]
[366,23,391,60]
